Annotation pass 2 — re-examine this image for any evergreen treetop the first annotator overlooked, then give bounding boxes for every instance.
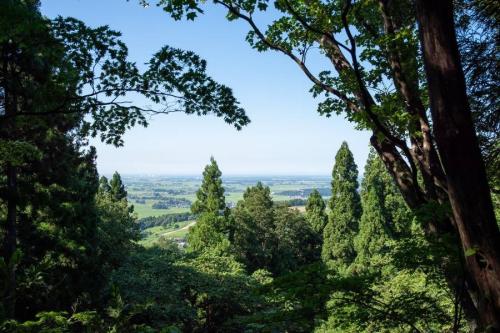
[322,142,361,268]
[110,172,127,201]
[99,176,112,194]
[191,157,226,215]
[305,189,327,234]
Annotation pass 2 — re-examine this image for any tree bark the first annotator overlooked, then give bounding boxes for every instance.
[415,0,500,329]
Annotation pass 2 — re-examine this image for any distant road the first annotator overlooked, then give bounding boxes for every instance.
[162,221,196,236]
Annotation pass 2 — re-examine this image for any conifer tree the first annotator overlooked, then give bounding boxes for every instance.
[99,176,112,194]
[354,188,391,268]
[188,157,228,251]
[110,172,127,201]
[322,142,361,268]
[361,150,413,237]
[231,182,276,272]
[191,157,226,215]
[187,213,228,252]
[305,189,327,234]
[352,150,415,272]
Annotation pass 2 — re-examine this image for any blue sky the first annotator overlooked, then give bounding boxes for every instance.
[41,0,371,175]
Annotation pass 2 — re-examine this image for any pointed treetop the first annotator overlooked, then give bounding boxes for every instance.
[110,171,127,201]
[191,156,226,214]
[322,141,361,268]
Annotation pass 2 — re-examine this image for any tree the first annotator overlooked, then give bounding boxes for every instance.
[98,176,112,194]
[187,212,228,252]
[274,205,321,273]
[231,182,276,273]
[322,142,361,268]
[109,172,127,202]
[153,0,499,324]
[232,184,320,275]
[353,188,391,269]
[191,157,227,215]
[360,150,412,238]
[109,245,265,332]
[415,0,500,326]
[305,189,328,234]
[95,186,139,273]
[0,0,249,319]
[188,157,229,251]
[455,0,500,189]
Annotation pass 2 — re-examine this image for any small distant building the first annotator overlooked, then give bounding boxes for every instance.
[172,237,187,248]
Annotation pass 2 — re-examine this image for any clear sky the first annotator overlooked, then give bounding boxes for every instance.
[40,0,371,175]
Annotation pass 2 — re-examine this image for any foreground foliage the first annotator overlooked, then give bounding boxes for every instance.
[1,0,498,331]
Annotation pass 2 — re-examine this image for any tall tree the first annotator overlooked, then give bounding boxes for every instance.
[361,150,413,237]
[99,176,112,194]
[322,142,361,268]
[415,0,500,326]
[354,181,391,268]
[456,0,499,190]
[231,182,276,273]
[0,0,249,319]
[191,157,227,215]
[153,0,499,324]
[110,172,127,202]
[305,189,328,234]
[274,205,321,273]
[187,157,229,251]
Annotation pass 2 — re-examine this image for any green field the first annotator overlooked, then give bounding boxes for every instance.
[139,220,195,247]
[132,204,190,218]
[126,175,331,247]
[125,175,330,219]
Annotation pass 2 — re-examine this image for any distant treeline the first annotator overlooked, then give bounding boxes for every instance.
[152,198,191,209]
[138,212,196,229]
[275,198,307,207]
[139,199,308,231]
[130,193,191,201]
[275,188,330,197]
[151,188,192,195]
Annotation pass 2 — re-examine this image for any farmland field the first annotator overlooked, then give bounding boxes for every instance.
[124,175,331,219]
[125,175,331,246]
[138,220,195,247]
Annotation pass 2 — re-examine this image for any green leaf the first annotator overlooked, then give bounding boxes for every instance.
[465,247,479,257]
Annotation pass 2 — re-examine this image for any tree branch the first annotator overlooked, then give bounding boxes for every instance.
[215,0,360,112]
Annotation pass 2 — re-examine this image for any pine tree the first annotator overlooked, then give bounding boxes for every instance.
[305,189,328,234]
[191,157,226,215]
[322,142,361,268]
[187,213,228,252]
[188,157,228,251]
[110,172,127,201]
[352,150,414,270]
[361,149,412,237]
[99,176,112,193]
[354,188,391,268]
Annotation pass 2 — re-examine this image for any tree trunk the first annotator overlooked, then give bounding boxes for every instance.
[415,0,500,329]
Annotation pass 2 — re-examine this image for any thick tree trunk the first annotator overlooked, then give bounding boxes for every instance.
[415,0,500,329]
